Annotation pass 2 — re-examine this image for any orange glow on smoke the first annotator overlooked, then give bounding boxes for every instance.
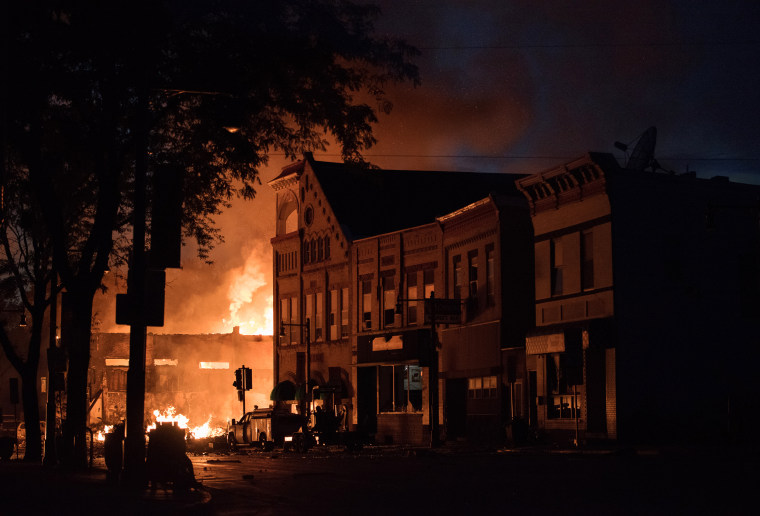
[217,246,274,335]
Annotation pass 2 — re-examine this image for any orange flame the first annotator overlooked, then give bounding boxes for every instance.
[218,245,274,335]
[147,406,226,439]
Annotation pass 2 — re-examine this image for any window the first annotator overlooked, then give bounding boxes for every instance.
[468,250,479,312]
[581,230,594,290]
[316,291,324,341]
[486,245,495,306]
[317,238,324,261]
[329,289,338,340]
[280,298,291,345]
[407,272,418,325]
[453,255,463,299]
[382,276,396,328]
[341,288,349,337]
[304,205,314,226]
[551,238,564,296]
[310,239,317,263]
[362,280,372,330]
[379,365,423,413]
[424,269,435,300]
[303,241,310,265]
[546,351,583,420]
[468,375,497,399]
[325,237,330,260]
[109,369,128,392]
[290,296,298,344]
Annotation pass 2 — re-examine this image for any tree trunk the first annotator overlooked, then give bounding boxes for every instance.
[60,290,94,469]
[21,366,42,462]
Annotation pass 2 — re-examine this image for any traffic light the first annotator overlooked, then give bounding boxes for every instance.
[244,367,252,391]
[233,368,242,390]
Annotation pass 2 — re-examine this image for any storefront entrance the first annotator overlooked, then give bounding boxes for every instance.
[445,378,467,440]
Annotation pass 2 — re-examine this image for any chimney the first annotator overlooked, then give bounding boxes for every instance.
[233,326,240,336]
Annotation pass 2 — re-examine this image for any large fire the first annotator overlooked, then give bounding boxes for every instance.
[146,406,227,439]
[218,246,274,335]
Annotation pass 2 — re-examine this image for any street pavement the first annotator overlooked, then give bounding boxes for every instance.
[0,442,757,515]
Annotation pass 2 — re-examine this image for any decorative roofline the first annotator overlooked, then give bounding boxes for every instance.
[515,153,615,214]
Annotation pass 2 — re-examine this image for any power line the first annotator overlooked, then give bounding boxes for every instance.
[419,41,760,51]
[286,152,760,162]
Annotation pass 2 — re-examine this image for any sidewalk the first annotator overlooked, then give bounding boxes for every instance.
[0,458,210,515]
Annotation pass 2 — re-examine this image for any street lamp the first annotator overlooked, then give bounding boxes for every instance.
[280,318,312,423]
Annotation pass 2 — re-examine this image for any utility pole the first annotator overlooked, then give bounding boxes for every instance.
[123,82,149,487]
[43,271,58,466]
[429,294,439,448]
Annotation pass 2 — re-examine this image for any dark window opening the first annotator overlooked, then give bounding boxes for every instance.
[551,238,563,296]
[546,349,583,420]
[406,272,418,325]
[362,280,372,330]
[468,250,479,313]
[581,231,594,291]
[379,365,423,413]
[453,255,463,299]
[486,245,495,306]
[383,276,396,328]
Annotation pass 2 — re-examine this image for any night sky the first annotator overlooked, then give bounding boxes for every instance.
[97,0,760,335]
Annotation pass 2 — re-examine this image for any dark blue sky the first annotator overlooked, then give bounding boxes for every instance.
[100,0,760,334]
[360,0,760,184]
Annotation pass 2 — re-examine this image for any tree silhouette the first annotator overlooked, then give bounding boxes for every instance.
[3,0,418,467]
[0,163,58,462]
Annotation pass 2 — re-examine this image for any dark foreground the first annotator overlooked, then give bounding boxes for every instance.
[0,443,757,515]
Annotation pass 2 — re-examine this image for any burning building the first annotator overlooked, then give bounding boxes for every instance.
[88,328,273,432]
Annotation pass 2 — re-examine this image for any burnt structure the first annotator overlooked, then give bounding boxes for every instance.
[88,329,273,428]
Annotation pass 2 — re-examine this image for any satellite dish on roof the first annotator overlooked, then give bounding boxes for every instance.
[624,126,657,172]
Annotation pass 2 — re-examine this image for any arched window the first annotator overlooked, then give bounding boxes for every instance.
[310,239,317,263]
[324,237,330,260]
[317,237,324,261]
[303,241,311,265]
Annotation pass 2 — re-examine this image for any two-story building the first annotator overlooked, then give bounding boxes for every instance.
[516,153,760,444]
[269,154,532,444]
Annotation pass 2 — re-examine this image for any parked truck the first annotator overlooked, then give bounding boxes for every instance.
[227,406,304,450]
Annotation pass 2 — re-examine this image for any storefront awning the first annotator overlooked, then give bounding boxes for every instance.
[270,380,296,401]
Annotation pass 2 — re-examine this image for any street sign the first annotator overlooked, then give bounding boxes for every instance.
[424,298,462,325]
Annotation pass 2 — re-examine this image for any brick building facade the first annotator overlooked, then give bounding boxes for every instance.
[269,154,532,444]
